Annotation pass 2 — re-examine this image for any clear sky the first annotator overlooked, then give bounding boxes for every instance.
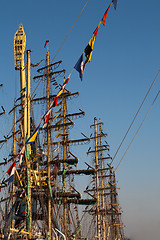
[0,0,160,239]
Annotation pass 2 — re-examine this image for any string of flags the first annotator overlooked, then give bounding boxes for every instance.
[4,0,119,184]
[74,0,118,81]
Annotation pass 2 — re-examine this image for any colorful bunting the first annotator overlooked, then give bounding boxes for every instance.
[84,36,96,63]
[44,40,49,48]
[56,89,63,97]
[6,159,16,184]
[18,146,25,168]
[93,21,101,38]
[112,0,118,10]
[65,75,70,85]
[102,2,112,26]
[42,108,52,129]
[74,54,84,80]
[25,124,40,144]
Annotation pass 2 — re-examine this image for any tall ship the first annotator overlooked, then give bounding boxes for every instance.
[0,2,127,239]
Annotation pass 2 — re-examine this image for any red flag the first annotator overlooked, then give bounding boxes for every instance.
[6,160,16,175]
[93,21,101,38]
[52,96,59,107]
[42,109,52,129]
[65,77,69,84]
[93,26,99,38]
[63,73,71,86]
[102,3,112,26]
[44,40,49,48]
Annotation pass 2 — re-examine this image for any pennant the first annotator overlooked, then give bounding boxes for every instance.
[65,74,71,85]
[18,146,25,168]
[44,40,49,48]
[52,96,59,108]
[42,90,62,129]
[74,54,84,81]
[49,95,59,108]
[112,0,118,10]
[63,73,71,87]
[25,124,40,144]
[102,3,112,26]
[6,160,16,184]
[93,21,101,38]
[42,108,52,129]
[84,36,96,63]
[56,89,63,97]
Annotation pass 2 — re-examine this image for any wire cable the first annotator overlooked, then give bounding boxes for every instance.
[111,69,160,164]
[114,90,160,172]
[51,0,90,63]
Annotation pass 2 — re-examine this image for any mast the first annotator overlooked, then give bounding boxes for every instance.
[99,122,106,240]
[14,25,27,138]
[14,26,33,239]
[87,118,125,240]
[46,51,52,239]
[12,99,16,231]
[92,117,101,239]
[62,88,67,236]
[27,50,31,149]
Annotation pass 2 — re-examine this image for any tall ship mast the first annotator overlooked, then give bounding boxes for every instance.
[0,21,126,240]
[84,117,125,239]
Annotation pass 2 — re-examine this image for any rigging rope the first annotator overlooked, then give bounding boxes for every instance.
[111,69,160,164]
[114,89,160,172]
[51,0,90,63]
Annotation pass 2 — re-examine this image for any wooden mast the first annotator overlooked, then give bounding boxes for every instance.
[93,117,101,239]
[12,98,16,232]
[63,88,67,236]
[46,51,52,239]
[99,122,106,240]
[27,50,31,153]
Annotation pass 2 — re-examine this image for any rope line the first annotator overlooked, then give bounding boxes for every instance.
[114,90,160,172]
[51,0,90,63]
[111,69,160,164]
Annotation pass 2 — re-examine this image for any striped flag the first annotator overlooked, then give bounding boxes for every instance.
[6,160,16,184]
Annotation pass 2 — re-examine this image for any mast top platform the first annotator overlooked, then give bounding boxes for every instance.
[14,25,26,70]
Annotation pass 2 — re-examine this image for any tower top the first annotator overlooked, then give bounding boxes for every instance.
[14,25,26,70]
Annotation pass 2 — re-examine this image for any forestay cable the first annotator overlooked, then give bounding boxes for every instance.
[111,70,160,164]
[51,0,90,63]
[114,90,160,172]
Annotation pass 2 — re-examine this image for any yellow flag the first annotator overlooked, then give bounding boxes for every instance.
[57,89,63,97]
[26,124,40,144]
[84,36,96,62]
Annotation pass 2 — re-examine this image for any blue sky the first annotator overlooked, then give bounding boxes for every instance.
[0,0,160,239]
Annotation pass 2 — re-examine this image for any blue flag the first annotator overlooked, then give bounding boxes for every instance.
[74,54,83,81]
[112,0,118,10]
[25,124,40,144]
